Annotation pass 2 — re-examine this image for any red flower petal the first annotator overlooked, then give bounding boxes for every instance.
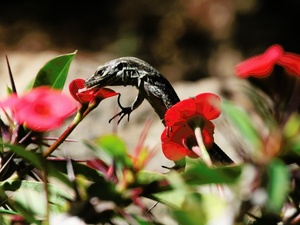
[161,117,215,161]
[164,98,197,126]
[69,79,85,102]
[94,88,119,99]
[195,93,221,120]
[161,125,194,160]
[201,120,215,150]
[235,44,284,78]
[161,92,221,161]
[277,52,300,76]
[162,142,190,161]
[69,78,117,104]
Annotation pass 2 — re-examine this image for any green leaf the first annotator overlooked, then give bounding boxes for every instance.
[153,189,186,209]
[172,192,227,225]
[95,134,131,167]
[172,193,206,225]
[30,51,77,90]
[2,143,42,169]
[152,171,188,208]
[47,160,106,184]
[1,180,71,217]
[184,158,242,185]
[0,209,18,215]
[9,200,41,225]
[136,170,166,185]
[284,113,300,139]
[266,159,290,213]
[83,139,112,166]
[87,181,124,204]
[222,100,262,152]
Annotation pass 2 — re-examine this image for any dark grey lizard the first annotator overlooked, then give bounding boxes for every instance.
[84,57,233,165]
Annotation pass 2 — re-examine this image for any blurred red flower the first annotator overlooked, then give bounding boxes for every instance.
[69,78,117,104]
[277,52,300,76]
[235,44,300,78]
[161,93,221,161]
[235,44,284,78]
[0,87,77,131]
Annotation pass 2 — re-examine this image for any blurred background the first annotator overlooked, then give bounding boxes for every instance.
[1,0,300,165]
[1,0,300,82]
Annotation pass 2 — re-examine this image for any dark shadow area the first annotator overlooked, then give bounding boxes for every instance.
[1,0,300,81]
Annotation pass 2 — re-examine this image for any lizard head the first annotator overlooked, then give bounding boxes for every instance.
[84,57,148,89]
[84,59,122,89]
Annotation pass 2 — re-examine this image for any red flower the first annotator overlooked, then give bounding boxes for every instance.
[0,87,77,131]
[235,44,300,78]
[161,93,221,161]
[235,44,284,78]
[277,52,300,76]
[69,79,117,104]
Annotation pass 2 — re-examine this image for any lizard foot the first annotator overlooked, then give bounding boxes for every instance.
[109,93,133,124]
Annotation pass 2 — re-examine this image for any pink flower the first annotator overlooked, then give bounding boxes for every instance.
[0,87,77,131]
[161,93,221,161]
[69,79,117,104]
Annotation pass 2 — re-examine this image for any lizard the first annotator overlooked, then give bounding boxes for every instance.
[84,56,233,165]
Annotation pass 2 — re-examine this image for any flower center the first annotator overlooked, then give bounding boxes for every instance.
[184,135,198,151]
[187,115,205,130]
[34,103,51,116]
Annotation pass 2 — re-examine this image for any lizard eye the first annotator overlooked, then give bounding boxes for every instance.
[97,68,105,76]
[117,62,125,70]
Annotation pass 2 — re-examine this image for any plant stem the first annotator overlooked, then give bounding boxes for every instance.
[42,103,96,158]
[194,126,213,167]
[17,103,98,178]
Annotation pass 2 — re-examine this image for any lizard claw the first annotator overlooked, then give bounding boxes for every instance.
[109,93,133,124]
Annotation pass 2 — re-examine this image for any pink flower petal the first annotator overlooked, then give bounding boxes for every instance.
[1,87,77,131]
[0,94,19,108]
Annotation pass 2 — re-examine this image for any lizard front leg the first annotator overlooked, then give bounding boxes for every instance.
[109,92,145,124]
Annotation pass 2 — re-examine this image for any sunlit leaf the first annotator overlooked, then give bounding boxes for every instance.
[95,134,131,167]
[29,51,77,90]
[172,192,206,225]
[284,113,300,139]
[172,192,228,225]
[266,159,290,213]
[152,171,187,208]
[153,189,186,209]
[9,200,41,225]
[0,209,17,214]
[1,180,71,218]
[83,139,112,166]
[136,171,166,185]
[184,158,242,185]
